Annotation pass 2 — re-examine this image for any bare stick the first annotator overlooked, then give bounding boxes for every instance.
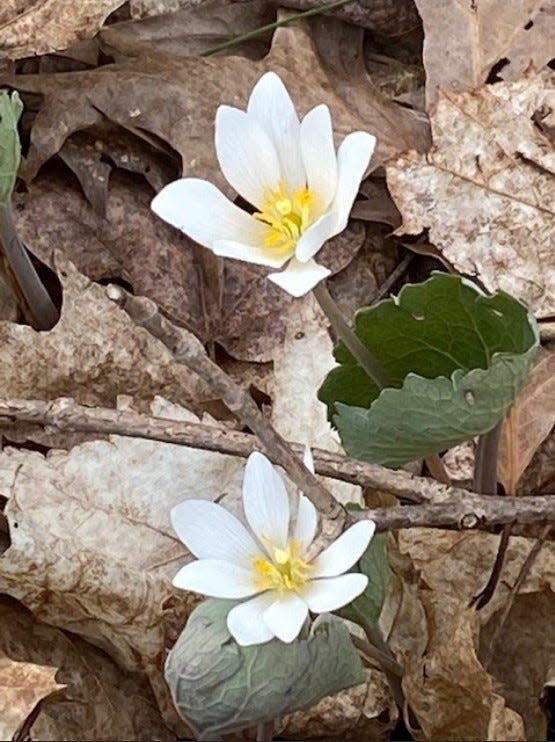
[105,285,346,533]
[1,396,554,533]
[0,396,456,503]
[484,525,552,669]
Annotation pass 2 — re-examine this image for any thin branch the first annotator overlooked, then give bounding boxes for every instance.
[0,396,456,503]
[352,496,555,532]
[105,285,346,534]
[1,396,554,534]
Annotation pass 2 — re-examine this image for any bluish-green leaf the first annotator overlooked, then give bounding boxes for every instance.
[338,532,392,628]
[165,598,364,738]
[0,91,23,205]
[318,274,539,467]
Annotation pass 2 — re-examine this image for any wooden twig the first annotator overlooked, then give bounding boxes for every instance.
[0,396,458,503]
[104,285,346,534]
[1,396,554,533]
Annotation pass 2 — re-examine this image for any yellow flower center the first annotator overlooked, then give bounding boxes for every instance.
[253,540,312,594]
[254,183,319,255]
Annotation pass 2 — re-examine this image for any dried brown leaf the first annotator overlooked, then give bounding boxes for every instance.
[398,529,555,737]
[402,596,525,741]
[414,0,555,107]
[0,654,64,740]
[0,255,209,410]
[109,0,275,59]
[0,596,175,740]
[498,349,555,494]
[7,21,429,186]
[387,73,555,318]
[0,0,125,59]
[282,668,398,740]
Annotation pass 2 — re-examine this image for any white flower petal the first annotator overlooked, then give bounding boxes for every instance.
[300,104,337,208]
[213,239,290,269]
[171,500,261,568]
[293,495,318,555]
[302,574,368,612]
[216,105,281,209]
[330,131,376,236]
[151,178,264,248]
[294,210,338,263]
[311,521,375,578]
[173,559,258,598]
[247,72,305,193]
[242,452,290,551]
[263,593,308,643]
[303,445,315,474]
[227,592,276,646]
[268,257,331,298]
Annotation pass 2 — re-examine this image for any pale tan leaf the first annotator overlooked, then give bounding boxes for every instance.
[282,669,398,740]
[498,349,555,494]
[0,596,174,740]
[414,0,555,107]
[387,72,555,318]
[0,256,209,412]
[0,398,246,731]
[0,654,64,740]
[0,0,126,59]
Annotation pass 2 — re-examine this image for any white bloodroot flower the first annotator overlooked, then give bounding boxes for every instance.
[151,71,376,297]
[171,451,375,646]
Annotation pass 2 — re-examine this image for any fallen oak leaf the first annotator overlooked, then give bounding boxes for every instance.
[387,72,555,318]
[0,655,65,740]
[414,0,555,108]
[0,0,126,59]
[4,20,430,186]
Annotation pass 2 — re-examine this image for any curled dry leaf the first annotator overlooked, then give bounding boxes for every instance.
[0,397,247,731]
[387,72,555,318]
[0,653,64,740]
[0,0,126,59]
[398,529,555,738]
[498,349,555,494]
[402,595,525,741]
[0,596,174,740]
[0,255,209,411]
[414,0,555,107]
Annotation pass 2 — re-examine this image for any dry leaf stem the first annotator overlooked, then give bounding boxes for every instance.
[471,421,510,609]
[483,524,552,669]
[0,203,58,330]
[105,285,346,534]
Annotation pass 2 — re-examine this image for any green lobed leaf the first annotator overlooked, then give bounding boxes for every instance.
[318,273,539,467]
[0,91,23,205]
[165,598,365,738]
[338,532,392,628]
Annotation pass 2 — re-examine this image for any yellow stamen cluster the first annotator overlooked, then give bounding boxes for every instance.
[253,541,312,593]
[254,184,318,255]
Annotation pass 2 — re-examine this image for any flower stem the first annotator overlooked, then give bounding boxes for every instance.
[312,281,390,390]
